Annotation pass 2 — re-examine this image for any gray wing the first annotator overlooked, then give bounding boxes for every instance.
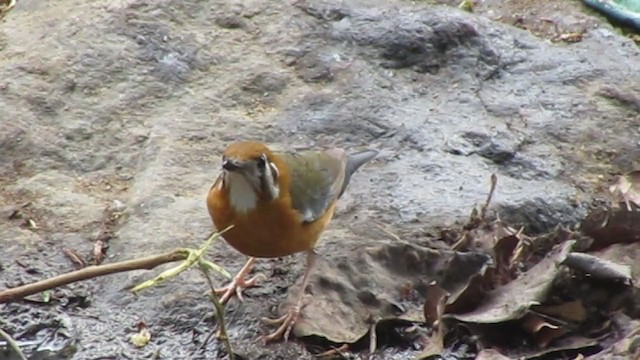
[280,148,378,224]
[280,149,347,224]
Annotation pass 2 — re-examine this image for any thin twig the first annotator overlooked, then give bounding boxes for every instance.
[480,173,498,219]
[316,344,350,358]
[0,327,27,360]
[375,223,402,242]
[130,229,233,293]
[0,250,188,303]
[200,266,234,360]
[369,321,377,356]
[62,247,86,268]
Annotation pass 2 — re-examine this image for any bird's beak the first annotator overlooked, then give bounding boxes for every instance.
[222,159,244,172]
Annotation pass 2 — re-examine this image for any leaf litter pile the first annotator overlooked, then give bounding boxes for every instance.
[275,174,640,359]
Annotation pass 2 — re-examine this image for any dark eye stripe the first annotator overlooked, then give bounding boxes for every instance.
[257,153,268,170]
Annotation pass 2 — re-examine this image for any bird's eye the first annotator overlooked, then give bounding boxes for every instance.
[257,154,267,170]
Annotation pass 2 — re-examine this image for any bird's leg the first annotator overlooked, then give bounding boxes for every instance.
[213,257,266,305]
[260,250,317,343]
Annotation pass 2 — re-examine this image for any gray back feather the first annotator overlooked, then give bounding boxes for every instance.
[280,148,377,224]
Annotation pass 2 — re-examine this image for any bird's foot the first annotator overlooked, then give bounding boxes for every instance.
[213,272,266,305]
[259,294,312,343]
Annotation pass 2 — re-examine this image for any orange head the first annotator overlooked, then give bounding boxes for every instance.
[218,141,284,212]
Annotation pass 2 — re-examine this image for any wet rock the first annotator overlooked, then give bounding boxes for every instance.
[241,71,289,95]
[215,14,246,29]
[291,50,335,83]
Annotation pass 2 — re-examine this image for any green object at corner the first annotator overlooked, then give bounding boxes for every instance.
[582,0,640,31]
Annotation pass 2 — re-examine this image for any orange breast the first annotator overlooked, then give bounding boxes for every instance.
[206,184,336,258]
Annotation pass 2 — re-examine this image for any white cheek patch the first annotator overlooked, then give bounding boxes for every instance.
[227,172,258,213]
[269,161,279,181]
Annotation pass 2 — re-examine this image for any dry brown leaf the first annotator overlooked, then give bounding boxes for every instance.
[562,252,633,284]
[475,349,511,360]
[414,333,444,360]
[515,336,598,359]
[521,313,561,334]
[445,269,490,314]
[492,232,520,285]
[593,243,640,287]
[581,207,640,251]
[453,174,498,251]
[464,220,517,254]
[438,251,494,319]
[521,313,567,347]
[609,171,640,210]
[423,282,449,327]
[130,322,151,348]
[94,239,106,265]
[416,283,447,360]
[284,241,459,343]
[533,300,587,322]
[553,32,583,43]
[448,241,575,324]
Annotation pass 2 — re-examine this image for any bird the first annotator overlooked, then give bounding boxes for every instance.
[206,140,378,342]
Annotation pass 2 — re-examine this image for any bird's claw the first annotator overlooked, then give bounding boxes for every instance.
[259,307,300,344]
[259,294,312,343]
[213,273,266,305]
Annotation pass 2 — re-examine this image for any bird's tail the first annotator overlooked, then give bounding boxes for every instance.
[346,150,378,176]
[340,149,378,196]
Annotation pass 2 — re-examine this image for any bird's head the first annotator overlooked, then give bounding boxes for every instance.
[220,141,281,209]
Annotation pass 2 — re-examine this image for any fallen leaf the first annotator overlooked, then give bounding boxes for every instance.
[445,268,491,314]
[286,241,488,345]
[511,335,598,359]
[609,171,640,210]
[521,313,561,333]
[588,316,640,359]
[417,283,447,360]
[27,218,38,229]
[533,300,587,322]
[130,323,151,348]
[94,240,106,265]
[581,207,640,251]
[442,252,492,314]
[414,333,444,360]
[448,241,575,324]
[554,32,583,43]
[491,231,521,285]
[475,349,511,360]
[423,282,449,327]
[458,0,475,13]
[592,243,640,287]
[285,241,447,343]
[562,252,633,284]
[520,313,567,347]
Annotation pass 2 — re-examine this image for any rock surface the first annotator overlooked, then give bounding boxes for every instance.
[1,0,639,358]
